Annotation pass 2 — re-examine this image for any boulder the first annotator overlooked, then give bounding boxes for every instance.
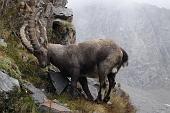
[43,3,76,44]
[52,19,76,44]
[39,99,71,113]
[22,82,47,104]
[49,70,69,95]
[23,82,71,113]
[0,37,7,47]
[87,78,99,99]
[0,71,19,92]
[0,71,20,112]
[44,3,73,22]
[52,0,68,7]
[53,7,73,22]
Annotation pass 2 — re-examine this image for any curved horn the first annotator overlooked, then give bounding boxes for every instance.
[20,22,34,53]
[27,0,41,51]
[38,20,48,47]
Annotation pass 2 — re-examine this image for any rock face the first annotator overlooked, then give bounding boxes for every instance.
[23,82,47,104]
[42,0,76,44]
[0,71,20,112]
[52,19,76,44]
[20,0,76,45]
[53,7,73,22]
[49,71,69,95]
[23,82,71,113]
[40,100,71,113]
[51,7,76,44]
[0,71,19,92]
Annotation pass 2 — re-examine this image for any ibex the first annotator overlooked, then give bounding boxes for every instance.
[20,0,128,103]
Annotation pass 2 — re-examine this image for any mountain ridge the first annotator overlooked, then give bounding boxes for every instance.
[73,2,170,90]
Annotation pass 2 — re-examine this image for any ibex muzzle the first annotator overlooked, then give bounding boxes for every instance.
[34,48,49,68]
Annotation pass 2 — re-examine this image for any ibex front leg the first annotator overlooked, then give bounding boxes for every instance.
[79,77,94,101]
[70,68,80,99]
[95,63,108,103]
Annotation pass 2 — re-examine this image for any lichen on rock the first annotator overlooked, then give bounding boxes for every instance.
[0,71,20,92]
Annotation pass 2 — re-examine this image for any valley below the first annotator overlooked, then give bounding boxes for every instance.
[69,0,170,112]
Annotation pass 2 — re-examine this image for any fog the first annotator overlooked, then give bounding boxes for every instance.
[67,0,170,112]
[67,0,170,9]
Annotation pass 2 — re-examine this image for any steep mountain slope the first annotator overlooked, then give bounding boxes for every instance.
[71,1,170,112]
[73,1,170,89]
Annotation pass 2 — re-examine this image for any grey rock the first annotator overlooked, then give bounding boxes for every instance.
[87,78,99,99]
[22,82,47,104]
[0,38,7,47]
[88,85,98,99]
[0,72,20,112]
[53,7,73,20]
[52,19,76,44]
[0,71,20,92]
[22,81,71,113]
[52,0,68,7]
[44,3,73,22]
[44,3,53,18]
[39,99,71,113]
[49,71,69,95]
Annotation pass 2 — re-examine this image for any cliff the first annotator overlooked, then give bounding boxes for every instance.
[0,0,135,113]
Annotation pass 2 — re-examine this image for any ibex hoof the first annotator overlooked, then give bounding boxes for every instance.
[103,96,110,103]
[95,97,103,104]
[87,96,94,101]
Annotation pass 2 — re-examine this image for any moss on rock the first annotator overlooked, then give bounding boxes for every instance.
[0,56,21,79]
[0,87,39,113]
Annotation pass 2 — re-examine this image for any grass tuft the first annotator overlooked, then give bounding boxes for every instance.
[0,55,21,79]
[49,92,136,113]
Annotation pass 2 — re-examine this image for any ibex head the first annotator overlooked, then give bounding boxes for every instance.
[34,47,49,68]
[20,21,50,68]
[20,0,49,68]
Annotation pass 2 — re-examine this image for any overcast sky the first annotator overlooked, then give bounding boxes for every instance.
[67,0,170,9]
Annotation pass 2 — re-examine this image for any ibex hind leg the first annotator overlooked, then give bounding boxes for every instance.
[95,62,110,103]
[96,53,120,103]
[70,68,80,99]
[103,73,116,103]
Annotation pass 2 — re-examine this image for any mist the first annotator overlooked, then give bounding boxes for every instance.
[67,0,170,113]
[67,0,170,9]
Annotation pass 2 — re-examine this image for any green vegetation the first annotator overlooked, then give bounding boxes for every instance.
[0,2,136,113]
[0,32,47,86]
[49,92,136,113]
[0,56,21,79]
[0,3,43,113]
[0,88,38,113]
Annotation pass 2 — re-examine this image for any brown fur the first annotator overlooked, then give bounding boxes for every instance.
[35,39,128,102]
[19,0,129,102]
